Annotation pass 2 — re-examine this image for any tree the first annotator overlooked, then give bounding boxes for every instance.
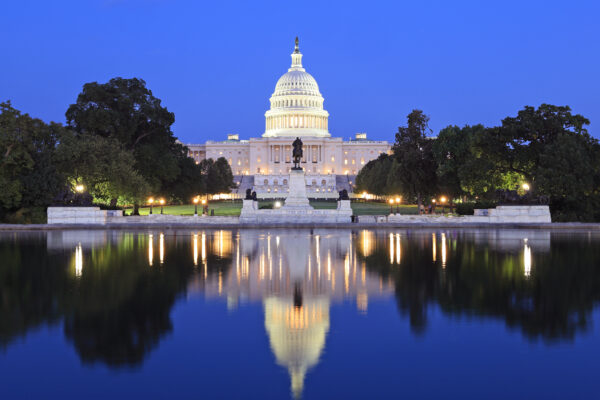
[355,153,394,195]
[161,153,205,203]
[480,104,599,220]
[65,78,189,205]
[392,110,437,211]
[0,101,64,218]
[199,157,235,195]
[55,132,149,205]
[433,124,506,199]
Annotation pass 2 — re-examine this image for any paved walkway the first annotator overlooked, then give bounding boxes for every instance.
[2,221,600,231]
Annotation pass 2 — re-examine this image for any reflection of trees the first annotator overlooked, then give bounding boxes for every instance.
[0,232,231,367]
[359,232,600,341]
[0,234,72,347]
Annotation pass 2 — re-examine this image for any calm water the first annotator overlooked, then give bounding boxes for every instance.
[1,229,600,399]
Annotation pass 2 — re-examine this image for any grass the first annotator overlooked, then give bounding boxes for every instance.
[128,200,419,216]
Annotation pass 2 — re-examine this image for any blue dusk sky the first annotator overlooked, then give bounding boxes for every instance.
[1,0,599,143]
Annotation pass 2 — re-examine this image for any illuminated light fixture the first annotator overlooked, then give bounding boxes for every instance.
[522,183,530,191]
[274,201,282,209]
[148,197,154,215]
[193,197,199,216]
[75,184,85,193]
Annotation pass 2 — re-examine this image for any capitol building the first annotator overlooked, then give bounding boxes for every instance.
[186,38,391,198]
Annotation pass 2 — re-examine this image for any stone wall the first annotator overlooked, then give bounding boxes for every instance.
[239,199,352,223]
[387,205,551,224]
[47,207,109,224]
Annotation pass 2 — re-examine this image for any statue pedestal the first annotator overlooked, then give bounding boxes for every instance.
[283,169,312,210]
[239,168,352,224]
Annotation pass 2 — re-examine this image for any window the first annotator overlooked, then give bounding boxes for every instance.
[283,179,288,185]
[331,156,335,162]
[321,180,326,186]
[257,157,261,163]
[352,159,355,165]
[344,159,348,165]
[361,157,365,165]
[264,179,268,185]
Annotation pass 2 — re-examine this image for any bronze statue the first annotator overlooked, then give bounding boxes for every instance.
[338,189,349,201]
[292,137,303,170]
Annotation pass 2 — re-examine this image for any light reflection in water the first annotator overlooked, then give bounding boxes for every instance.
[396,233,401,264]
[201,232,206,262]
[432,233,437,262]
[148,234,153,266]
[191,230,393,399]
[74,243,83,277]
[441,232,447,268]
[159,233,164,264]
[389,233,401,264]
[193,234,198,266]
[524,240,532,277]
[389,233,394,264]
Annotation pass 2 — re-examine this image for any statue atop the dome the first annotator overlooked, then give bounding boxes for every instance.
[294,36,299,53]
[292,137,303,170]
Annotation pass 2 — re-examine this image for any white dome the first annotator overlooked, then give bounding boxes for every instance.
[273,70,321,98]
[263,38,330,138]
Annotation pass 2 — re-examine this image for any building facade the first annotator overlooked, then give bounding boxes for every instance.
[186,38,391,198]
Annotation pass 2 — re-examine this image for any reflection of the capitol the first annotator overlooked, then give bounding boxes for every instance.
[189,230,393,398]
[52,228,550,397]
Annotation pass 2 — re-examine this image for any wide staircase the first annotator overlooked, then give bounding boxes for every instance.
[236,175,255,195]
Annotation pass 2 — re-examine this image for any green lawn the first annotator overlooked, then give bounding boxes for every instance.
[128,200,418,216]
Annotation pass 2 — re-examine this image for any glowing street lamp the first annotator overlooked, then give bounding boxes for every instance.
[522,183,530,191]
[389,198,394,214]
[148,197,154,215]
[159,198,165,214]
[395,196,401,214]
[274,201,282,209]
[193,197,199,216]
[75,184,85,193]
[440,196,447,213]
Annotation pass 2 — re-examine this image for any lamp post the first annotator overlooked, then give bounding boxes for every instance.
[389,198,394,214]
[440,196,447,213]
[193,197,199,216]
[395,196,401,214]
[201,199,207,216]
[148,197,154,215]
[159,198,165,214]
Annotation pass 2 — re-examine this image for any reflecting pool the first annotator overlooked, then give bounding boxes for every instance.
[1,229,600,399]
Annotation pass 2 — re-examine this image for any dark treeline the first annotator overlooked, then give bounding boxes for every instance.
[356,231,600,341]
[356,106,600,221]
[0,232,231,365]
[0,77,234,223]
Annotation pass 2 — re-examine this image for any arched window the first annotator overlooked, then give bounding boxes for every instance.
[311,179,317,186]
[264,179,268,186]
[283,179,288,185]
[321,180,326,186]
[274,179,278,186]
